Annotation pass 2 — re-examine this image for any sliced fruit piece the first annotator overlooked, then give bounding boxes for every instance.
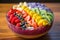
[38,19,48,26]
[25,15,31,21]
[23,13,27,18]
[27,19,32,26]
[40,10,46,15]
[31,19,38,28]
[47,12,53,18]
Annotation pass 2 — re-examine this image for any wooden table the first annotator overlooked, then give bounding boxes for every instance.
[0,3,60,40]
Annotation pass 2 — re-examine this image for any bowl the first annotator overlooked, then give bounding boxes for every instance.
[6,2,54,38]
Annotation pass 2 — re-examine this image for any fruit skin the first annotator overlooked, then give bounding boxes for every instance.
[15,19,20,23]
[16,23,21,27]
[9,14,15,22]
[11,16,18,24]
[7,11,12,17]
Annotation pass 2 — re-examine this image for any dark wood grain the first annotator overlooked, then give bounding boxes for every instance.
[0,3,60,40]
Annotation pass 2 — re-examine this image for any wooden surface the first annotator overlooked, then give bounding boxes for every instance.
[0,3,60,40]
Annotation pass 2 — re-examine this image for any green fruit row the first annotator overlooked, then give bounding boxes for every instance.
[31,8,54,24]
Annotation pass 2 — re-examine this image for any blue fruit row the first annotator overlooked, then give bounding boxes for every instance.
[28,3,52,13]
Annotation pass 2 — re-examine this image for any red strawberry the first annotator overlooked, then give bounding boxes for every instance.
[15,19,20,23]
[16,10,21,13]
[7,9,14,17]
[16,23,21,27]
[7,11,11,17]
[9,14,14,22]
[9,9,16,14]
[10,9,16,13]
[11,16,18,24]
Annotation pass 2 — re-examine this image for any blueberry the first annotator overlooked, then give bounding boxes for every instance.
[28,3,37,8]
[39,6,45,10]
[40,4,46,7]
[18,16,21,19]
[18,15,20,18]
[36,3,41,6]
[21,18,24,20]
[18,15,23,20]
[21,22,25,26]
[21,25,26,30]
[22,25,26,28]
[44,8,52,13]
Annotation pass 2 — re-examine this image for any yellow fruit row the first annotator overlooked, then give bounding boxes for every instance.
[20,5,49,26]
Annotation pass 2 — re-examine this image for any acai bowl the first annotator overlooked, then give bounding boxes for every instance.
[6,2,54,38]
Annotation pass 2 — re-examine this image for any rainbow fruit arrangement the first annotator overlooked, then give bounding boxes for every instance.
[6,2,54,38]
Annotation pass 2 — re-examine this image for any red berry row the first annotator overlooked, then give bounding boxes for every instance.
[7,9,17,17]
[7,9,21,28]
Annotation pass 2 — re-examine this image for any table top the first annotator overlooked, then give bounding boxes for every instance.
[0,3,60,40]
